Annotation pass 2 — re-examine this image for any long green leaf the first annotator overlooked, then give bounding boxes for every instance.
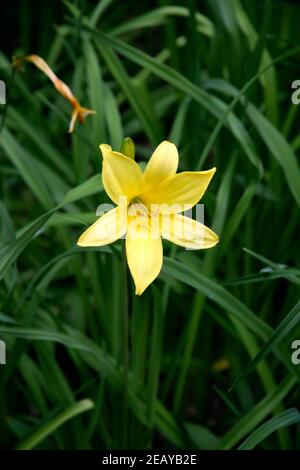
[163,258,271,340]
[0,325,187,447]
[230,299,300,390]
[0,209,56,281]
[205,78,300,207]
[84,25,262,172]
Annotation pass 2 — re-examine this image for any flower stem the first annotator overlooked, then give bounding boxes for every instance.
[121,240,129,449]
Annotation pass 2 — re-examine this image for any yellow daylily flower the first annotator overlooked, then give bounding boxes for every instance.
[13,54,96,133]
[77,141,219,295]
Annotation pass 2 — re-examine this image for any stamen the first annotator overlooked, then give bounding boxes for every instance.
[128,198,149,217]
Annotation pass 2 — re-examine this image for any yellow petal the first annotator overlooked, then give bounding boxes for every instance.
[141,168,216,214]
[77,207,126,246]
[126,216,163,295]
[143,141,178,188]
[100,144,144,205]
[160,214,219,249]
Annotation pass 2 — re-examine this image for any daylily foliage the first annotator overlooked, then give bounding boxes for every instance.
[78,141,219,295]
